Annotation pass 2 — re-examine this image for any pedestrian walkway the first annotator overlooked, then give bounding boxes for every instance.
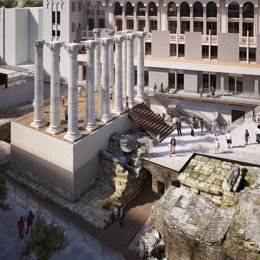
[146,108,260,171]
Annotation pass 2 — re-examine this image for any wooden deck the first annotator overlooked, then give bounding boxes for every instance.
[15,92,127,143]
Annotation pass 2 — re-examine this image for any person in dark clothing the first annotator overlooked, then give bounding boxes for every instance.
[26,210,35,234]
[17,216,25,239]
[64,106,68,121]
[118,207,124,228]
[191,126,195,137]
[176,120,182,136]
[199,118,204,132]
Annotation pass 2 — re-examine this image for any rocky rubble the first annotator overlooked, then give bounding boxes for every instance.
[98,130,151,208]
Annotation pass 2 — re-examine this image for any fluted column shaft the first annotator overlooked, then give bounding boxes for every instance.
[136,32,147,102]
[31,40,46,128]
[113,36,124,114]
[63,43,82,142]
[46,42,64,135]
[82,40,99,131]
[100,38,113,122]
[93,29,101,92]
[122,39,127,97]
[126,33,136,108]
[108,30,115,89]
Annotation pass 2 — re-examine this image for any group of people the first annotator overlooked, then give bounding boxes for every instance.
[17,210,35,239]
[252,109,260,143]
[113,206,125,228]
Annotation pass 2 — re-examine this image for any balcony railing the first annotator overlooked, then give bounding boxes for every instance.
[169,34,185,43]
[81,30,94,40]
[240,36,256,46]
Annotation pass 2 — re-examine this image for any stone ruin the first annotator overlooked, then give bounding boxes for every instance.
[98,130,152,209]
[149,155,260,260]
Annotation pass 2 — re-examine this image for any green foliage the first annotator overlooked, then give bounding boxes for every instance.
[0,0,42,8]
[0,175,10,212]
[21,216,69,260]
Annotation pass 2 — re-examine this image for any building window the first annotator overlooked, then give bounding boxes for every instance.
[194,21,203,33]
[149,20,157,31]
[170,44,177,56]
[144,70,149,86]
[57,30,60,37]
[239,47,247,61]
[127,20,134,29]
[229,75,243,93]
[228,2,239,18]
[78,2,82,12]
[178,44,185,57]
[116,19,122,31]
[202,46,209,58]
[88,19,94,30]
[169,73,175,88]
[145,43,151,55]
[177,74,184,90]
[72,2,76,12]
[137,2,145,16]
[243,2,254,18]
[126,2,134,16]
[72,22,75,33]
[180,2,190,17]
[211,46,218,59]
[249,48,256,62]
[138,20,145,31]
[181,21,190,34]
[168,2,177,16]
[207,22,217,35]
[168,21,177,33]
[228,22,239,33]
[114,2,122,15]
[52,11,55,23]
[193,2,203,17]
[206,2,217,17]
[149,2,157,16]
[243,22,254,36]
[57,11,60,24]
[52,30,55,37]
[98,19,105,28]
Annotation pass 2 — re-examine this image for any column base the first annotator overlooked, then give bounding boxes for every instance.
[30,120,47,129]
[135,96,145,103]
[46,125,64,135]
[128,100,135,109]
[112,107,125,115]
[82,122,99,132]
[64,131,82,142]
[100,114,113,123]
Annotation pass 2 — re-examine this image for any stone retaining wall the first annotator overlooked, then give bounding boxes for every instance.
[0,120,11,142]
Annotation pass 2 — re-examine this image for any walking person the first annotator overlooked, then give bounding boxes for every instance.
[61,93,65,106]
[160,82,164,93]
[17,216,25,239]
[199,86,203,98]
[154,82,157,92]
[252,109,256,122]
[256,125,260,143]
[64,106,68,121]
[257,113,260,125]
[118,207,124,228]
[176,119,182,136]
[169,136,176,157]
[26,210,35,234]
[211,86,215,98]
[199,118,204,133]
[191,126,195,137]
[226,131,232,148]
[215,137,220,154]
[109,86,113,100]
[125,96,129,110]
[245,129,250,145]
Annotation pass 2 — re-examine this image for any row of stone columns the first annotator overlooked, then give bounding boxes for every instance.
[31,31,147,143]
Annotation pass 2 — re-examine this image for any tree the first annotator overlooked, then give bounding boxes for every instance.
[21,216,69,260]
[17,0,43,7]
[0,175,10,212]
[0,0,17,8]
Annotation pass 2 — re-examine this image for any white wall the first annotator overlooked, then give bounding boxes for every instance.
[0,9,5,64]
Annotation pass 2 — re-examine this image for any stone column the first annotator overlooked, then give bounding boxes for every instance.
[100,38,113,122]
[63,43,82,142]
[93,28,101,92]
[107,30,115,89]
[31,40,46,128]
[136,32,147,102]
[81,40,99,131]
[113,35,125,114]
[126,33,136,108]
[46,41,64,135]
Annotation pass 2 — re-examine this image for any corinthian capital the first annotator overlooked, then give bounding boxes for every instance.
[63,43,82,57]
[126,33,137,42]
[113,35,125,46]
[81,40,99,52]
[107,29,115,37]
[93,28,102,39]
[33,40,45,49]
[46,41,65,55]
[136,32,148,40]
[100,37,112,47]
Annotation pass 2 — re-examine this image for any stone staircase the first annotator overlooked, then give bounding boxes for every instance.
[128,103,173,141]
[153,93,212,131]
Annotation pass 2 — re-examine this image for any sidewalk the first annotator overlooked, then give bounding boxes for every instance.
[0,163,158,260]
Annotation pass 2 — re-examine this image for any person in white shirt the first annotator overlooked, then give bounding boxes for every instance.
[225,131,232,148]
[215,137,220,154]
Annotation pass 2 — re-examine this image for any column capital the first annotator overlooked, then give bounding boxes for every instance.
[107,29,115,37]
[136,31,148,40]
[81,40,99,50]
[113,35,125,46]
[126,33,137,41]
[117,30,133,36]
[100,37,112,47]
[63,43,82,57]
[33,40,45,49]
[46,41,64,55]
[93,28,102,39]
